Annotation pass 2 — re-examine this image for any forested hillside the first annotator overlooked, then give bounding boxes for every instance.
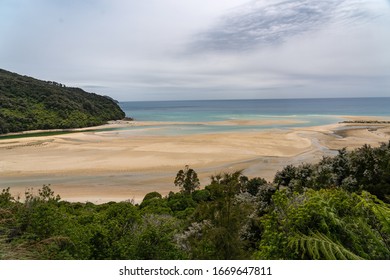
[0,69,125,134]
[0,143,389,260]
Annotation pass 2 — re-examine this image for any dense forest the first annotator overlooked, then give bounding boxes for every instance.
[0,142,389,260]
[0,69,125,134]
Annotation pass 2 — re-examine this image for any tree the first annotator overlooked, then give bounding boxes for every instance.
[183,171,255,259]
[142,192,162,202]
[133,214,186,259]
[0,187,14,207]
[174,165,200,195]
[274,164,297,189]
[246,177,268,196]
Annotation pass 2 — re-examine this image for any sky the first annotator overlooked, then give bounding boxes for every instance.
[1,0,390,101]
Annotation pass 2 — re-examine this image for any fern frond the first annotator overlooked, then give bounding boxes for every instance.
[357,192,390,229]
[355,191,390,251]
[290,232,364,260]
[371,203,390,233]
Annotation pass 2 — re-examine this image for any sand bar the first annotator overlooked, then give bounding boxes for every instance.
[1,116,390,203]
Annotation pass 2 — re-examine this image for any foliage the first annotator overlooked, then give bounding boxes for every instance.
[174,165,200,194]
[180,171,258,259]
[132,214,186,259]
[255,189,390,260]
[273,142,390,202]
[0,68,125,134]
[246,177,268,196]
[290,232,363,260]
[142,192,162,202]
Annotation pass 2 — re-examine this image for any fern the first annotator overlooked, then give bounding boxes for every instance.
[360,192,390,232]
[355,191,390,252]
[290,232,364,260]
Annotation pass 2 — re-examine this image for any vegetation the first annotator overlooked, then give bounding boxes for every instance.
[1,143,390,260]
[174,165,200,194]
[0,68,125,134]
[273,143,390,203]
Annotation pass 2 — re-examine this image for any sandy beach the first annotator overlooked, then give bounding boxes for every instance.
[1,116,390,203]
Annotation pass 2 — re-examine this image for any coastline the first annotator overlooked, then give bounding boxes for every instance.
[1,116,390,204]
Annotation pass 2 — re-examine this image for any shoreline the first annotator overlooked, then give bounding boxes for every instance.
[1,116,390,204]
[1,114,390,138]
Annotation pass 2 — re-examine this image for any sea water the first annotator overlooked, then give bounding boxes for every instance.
[118,98,390,135]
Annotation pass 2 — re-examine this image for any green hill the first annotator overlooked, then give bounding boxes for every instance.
[0,68,125,134]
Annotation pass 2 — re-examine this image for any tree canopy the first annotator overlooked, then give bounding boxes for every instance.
[0,68,125,134]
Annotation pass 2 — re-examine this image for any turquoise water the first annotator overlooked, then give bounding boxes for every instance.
[2,98,388,138]
[118,98,390,135]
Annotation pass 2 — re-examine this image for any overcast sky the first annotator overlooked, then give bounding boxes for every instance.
[1,0,390,101]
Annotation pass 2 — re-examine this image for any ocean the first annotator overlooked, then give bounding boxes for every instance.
[118,98,390,135]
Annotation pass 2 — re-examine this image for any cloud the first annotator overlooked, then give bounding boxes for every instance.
[0,0,389,101]
[189,0,377,52]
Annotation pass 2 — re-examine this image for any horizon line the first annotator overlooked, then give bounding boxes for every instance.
[118,96,390,103]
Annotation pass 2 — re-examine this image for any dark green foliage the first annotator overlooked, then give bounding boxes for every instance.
[274,142,390,202]
[0,187,14,208]
[132,214,186,259]
[174,165,200,194]
[139,192,170,214]
[191,189,211,203]
[0,68,125,134]
[256,184,277,215]
[142,192,163,202]
[180,171,257,259]
[274,164,297,189]
[255,189,390,260]
[0,185,185,259]
[167,192,196,218]
[246,177,268,196]
[139,198,172,215]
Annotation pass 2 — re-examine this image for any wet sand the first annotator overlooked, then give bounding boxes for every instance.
[1,116,390,203]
